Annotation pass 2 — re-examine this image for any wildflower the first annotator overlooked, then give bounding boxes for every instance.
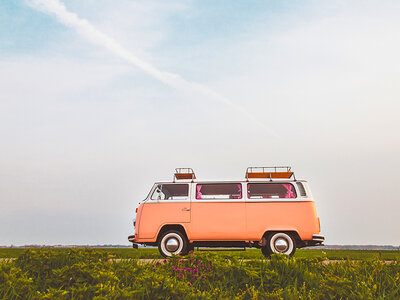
[189,250,194,254]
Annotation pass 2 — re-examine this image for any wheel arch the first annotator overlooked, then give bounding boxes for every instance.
[262,230,302,245]
[156,224,189,242]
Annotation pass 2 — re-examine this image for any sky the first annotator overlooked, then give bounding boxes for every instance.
[1,0,399,246]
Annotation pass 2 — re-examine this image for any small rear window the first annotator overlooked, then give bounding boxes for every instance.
[247,183,297,199]
[296,182,307,197]
[196,183,242,199]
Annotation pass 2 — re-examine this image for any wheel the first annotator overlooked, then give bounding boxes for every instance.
[261,232,296,258]
[158,230,189,258]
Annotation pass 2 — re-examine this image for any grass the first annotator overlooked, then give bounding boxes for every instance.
[1,247,400,260]
[1,248,400,299]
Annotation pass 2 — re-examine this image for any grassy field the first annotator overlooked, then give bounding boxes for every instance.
[1,247,400,260]
[1,248,400,299]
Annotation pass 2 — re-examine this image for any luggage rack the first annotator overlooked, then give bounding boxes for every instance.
[174,168,196,182]
[245,166,295,181]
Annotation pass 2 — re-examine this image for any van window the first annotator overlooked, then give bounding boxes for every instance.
[296,182,307,197]
[247,183,297,199]
[196,183,242,199]
[150,184,189,200]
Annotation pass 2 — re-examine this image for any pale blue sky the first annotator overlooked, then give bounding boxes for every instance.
[1,0,400,246]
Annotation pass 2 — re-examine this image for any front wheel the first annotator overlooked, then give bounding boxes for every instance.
[261,232,296,258]
[158,230,189,258]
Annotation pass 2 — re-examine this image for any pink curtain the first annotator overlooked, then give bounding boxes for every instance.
[232,184,242,199]
[283,184,295,198]
[196,185,202,199]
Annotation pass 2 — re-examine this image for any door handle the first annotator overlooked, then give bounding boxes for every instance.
[182,208,191,211]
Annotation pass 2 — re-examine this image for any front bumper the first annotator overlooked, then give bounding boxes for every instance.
[128,235,139,249]
[300,234,325,248]
[312,234,325,243]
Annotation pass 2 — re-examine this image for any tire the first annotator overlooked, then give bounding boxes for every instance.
[158,230,189,258]
[261,232,296,258]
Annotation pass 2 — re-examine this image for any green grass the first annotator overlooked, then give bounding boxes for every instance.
[1,247,400,260]
[1,248,400,299]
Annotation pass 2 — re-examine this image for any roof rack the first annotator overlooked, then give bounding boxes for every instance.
[174,168,196,182]
[245,166,295,181]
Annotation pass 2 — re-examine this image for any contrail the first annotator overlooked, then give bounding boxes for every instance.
[28,0,279,138]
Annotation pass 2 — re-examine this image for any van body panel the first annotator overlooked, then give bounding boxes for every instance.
[188,202,246,240]
[137,202,191,240]
[245,201,319,241]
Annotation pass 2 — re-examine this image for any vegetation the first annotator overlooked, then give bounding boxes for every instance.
[2,247,400,260]
[1,248,400,299]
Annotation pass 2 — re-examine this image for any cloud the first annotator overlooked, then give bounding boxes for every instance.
[27,0,279,138]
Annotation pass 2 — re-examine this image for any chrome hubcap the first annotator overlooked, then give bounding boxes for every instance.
[274,238,289,252]
[165,238,179,252]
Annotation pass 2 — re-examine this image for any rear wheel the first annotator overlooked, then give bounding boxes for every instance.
[158,230,189,258]
[261,232,296,258]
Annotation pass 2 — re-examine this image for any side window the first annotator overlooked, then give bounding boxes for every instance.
[247,183,297,199]
[151,184,189,200]
[196,183,242,199]
[296,182,307,197]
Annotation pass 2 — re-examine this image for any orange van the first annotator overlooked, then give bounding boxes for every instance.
[128,167,324,258]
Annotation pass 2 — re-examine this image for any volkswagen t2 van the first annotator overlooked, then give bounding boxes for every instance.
[128,167,324,258]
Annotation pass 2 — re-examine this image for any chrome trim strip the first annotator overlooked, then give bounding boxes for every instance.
[312,234,325,242]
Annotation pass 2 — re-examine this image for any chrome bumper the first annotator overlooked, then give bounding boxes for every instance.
[128,235,139,249]
[312,234,325,243]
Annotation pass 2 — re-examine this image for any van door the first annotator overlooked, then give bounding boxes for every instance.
[138,183,191,239]
[189,182,246,240]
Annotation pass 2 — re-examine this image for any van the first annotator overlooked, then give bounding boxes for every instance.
[128,167,324,258]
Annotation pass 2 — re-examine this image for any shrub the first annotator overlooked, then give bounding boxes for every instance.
[1,249,399,299]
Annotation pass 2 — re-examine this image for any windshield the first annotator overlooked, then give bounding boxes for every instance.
[143,185,154,201]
